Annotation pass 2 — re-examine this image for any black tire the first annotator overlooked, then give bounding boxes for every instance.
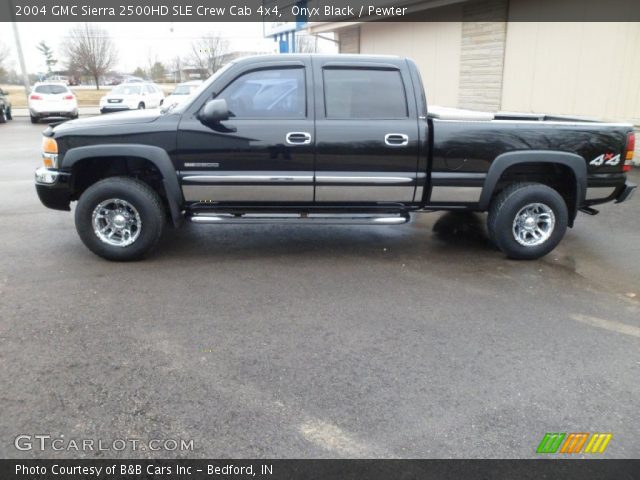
[487,182,568,260]
[75,177,165,261]
[30,115,38,124]
[137,102,145,110]
[6,107,11,120]
[0,108,6,124]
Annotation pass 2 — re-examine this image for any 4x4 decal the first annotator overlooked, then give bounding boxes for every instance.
[590,153,620,166]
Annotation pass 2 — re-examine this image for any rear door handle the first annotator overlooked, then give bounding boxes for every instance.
[286,132,312,145]
[384,133,409,146]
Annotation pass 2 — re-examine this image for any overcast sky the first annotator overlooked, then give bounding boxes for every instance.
[0,22,295,74]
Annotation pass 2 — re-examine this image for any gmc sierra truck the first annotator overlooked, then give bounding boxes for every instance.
[35,54,636,261]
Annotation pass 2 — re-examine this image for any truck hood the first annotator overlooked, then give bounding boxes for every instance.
[52,109,160,133]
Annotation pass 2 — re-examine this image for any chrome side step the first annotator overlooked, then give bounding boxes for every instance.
[187,212,410,225]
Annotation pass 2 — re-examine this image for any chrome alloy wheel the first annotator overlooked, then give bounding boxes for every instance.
[91,198,142,247]
[512,202,555,247]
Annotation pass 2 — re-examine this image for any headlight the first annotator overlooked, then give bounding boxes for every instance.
[41,136,58,168]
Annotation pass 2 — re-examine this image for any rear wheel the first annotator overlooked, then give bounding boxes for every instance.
[75,177,165,261]
[30,115,38,124]
[0,108,6,124]
[487,182,568,260]
[137,102,145,110]
[5,107,11,120]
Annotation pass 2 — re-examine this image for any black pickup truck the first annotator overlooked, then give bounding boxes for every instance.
[35,54,636,261]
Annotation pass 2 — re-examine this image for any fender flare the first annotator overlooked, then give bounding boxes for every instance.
[61,144,184,226]
[479,150,587,222]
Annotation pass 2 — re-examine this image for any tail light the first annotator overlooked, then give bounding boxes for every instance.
[30,94,42,100]
[63,94,74,100]
[624,132,635,172]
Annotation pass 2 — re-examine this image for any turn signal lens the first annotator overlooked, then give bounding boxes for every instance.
[42,137,58,154]
[41,137,58,168]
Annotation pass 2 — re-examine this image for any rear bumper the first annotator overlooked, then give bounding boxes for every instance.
[615,182,637,204]
[30,108,78,118]
[35,167,71,211]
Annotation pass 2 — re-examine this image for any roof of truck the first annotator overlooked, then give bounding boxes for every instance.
[232,53,406,65]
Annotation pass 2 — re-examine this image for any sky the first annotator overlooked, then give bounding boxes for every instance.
[0,22,304,74]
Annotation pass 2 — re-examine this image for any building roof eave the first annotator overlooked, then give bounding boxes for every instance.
[307,0,470,34]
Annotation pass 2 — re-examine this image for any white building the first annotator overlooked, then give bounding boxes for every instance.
[310,0,640,161]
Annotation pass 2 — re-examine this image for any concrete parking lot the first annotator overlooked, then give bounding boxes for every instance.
[1,117,639,459]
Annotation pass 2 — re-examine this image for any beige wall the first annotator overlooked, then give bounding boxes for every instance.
[359,16,462,107]
[502,19,640,125]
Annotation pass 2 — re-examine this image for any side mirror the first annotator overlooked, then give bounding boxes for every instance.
[199,98,230,123]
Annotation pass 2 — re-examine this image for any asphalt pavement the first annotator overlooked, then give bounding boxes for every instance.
[1,117,639,459]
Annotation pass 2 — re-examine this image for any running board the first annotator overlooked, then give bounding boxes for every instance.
[187,212,410,225]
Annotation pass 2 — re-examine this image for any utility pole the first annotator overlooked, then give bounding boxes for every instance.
[10,1,31,95]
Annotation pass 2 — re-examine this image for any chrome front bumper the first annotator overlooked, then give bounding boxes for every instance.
[35,166,60,185]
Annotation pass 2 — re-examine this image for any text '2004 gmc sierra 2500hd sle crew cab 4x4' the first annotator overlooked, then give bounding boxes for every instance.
[35,54,636,261]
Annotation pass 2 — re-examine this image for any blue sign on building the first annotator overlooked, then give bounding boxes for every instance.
[263,1,308,53]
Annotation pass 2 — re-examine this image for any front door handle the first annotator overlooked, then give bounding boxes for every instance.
[384,133,409,147]
[286,132,312,145]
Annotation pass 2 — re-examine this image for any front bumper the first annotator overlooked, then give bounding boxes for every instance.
[615,182,637,204]
[35,167,71,211]
[100,104,133,113]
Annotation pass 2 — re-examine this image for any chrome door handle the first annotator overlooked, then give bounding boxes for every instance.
[384,133,409,146]
[286,132,312,145]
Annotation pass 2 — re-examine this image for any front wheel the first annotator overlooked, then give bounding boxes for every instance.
[137,102,145,110]
[5,107,11,120]
[487,183,568,260]
[75,177,165,261]
[0,108,6,124]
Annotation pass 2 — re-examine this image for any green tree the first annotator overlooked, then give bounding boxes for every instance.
[37,41,57,73]
[132,67,146,79]
[149,62,166,82]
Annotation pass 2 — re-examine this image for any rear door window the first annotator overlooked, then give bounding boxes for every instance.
[323,68,408,119]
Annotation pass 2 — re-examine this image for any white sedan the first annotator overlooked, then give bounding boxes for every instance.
[162,80,203,109]
[100,83,165,113]
[28,83,78,123]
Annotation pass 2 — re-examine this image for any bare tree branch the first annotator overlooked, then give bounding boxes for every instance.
[296,35,319,53]
[61,23,118,90]
[190,33,229,77]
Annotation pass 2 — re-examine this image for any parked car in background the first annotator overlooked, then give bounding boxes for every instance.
[0,88,12,123]
[28,82,78,123]
[46,75,70,85]
[99,82,164,113]
[123,76,145,83]
[162,80,203,108]
[106,75,145,86]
